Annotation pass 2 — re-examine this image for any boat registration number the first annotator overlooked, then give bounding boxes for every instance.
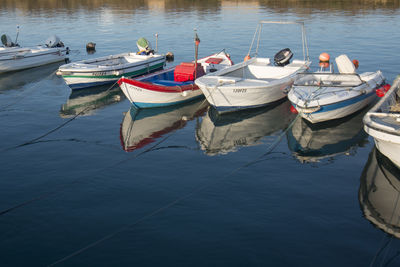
[233,89,247,93]
[93,72,108,76]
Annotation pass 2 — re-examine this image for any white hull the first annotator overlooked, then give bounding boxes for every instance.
[289,71,385,123]
[364,76,400,168]
[0,46,66,73]
[298,94,377,123]
[119,77,203,108]
[196,57,310,113]
[57,52,165,89]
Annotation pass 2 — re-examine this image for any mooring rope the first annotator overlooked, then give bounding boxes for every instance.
[3,80,119,151]
[47,112,301,266]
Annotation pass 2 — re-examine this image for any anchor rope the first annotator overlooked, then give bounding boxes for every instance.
[47,112,300,266]
[0,69,58,112]
[4,80,119,151]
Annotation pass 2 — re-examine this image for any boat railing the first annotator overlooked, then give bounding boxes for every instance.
[294,72,363,87]
[247,20,309,63]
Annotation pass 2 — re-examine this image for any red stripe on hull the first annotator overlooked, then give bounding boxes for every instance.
[118,77,200,93]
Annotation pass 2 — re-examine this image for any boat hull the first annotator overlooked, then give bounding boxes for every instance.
[363,76,400,168]
[119,73,203,108]
[58,53,166,90]
[294,92,377,123]
[0,47,66,73]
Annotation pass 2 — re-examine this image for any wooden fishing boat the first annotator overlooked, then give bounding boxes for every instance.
[118,50,233,108]
[363,76,400,168]
[195,21,311,114]
[289,54,385,123]
[0,35,68,73]
[57,37,165,90]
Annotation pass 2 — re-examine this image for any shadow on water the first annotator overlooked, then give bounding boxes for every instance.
[286,107,369,163]
[196,99,296,156]
[120,98,209,152]
[0,62,62,92]
[359,147,400,266]
[59,85,126,118]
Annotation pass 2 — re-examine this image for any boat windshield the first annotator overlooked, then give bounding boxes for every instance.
[294,73,363,87]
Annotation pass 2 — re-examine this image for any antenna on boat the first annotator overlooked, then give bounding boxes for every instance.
[194,29,200,79]
[154,33,158,53]
[15,25,20,46]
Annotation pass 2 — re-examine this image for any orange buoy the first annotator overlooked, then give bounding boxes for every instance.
[376,88,385,97]
[319,52,330,68]
[319,52,330,62]
[352,59,359,69]
[244,54,251,61]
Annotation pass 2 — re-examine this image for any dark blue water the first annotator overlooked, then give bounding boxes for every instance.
[1,1,400,266]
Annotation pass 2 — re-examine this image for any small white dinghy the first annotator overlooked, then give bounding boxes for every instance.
[57,37,166,90]
[0,34,68,73]
[288,54,385,123]
[363,76,400,168]
[195,21,311,114]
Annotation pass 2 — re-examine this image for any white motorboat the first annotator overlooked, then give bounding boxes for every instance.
[57,37,166,90]
[363,76,400,168]
[195,21,311,113]
[0,35,68,73]
[288,54,385,123]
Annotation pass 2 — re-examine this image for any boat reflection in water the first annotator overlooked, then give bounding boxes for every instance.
[196,100,296,156]
[359,148,400,238]
[0,62,62,91]
[286,109,368,163]
[120,99,209,152]
[59,85,125,118]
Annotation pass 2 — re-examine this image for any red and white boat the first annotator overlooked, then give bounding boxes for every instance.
[117,50,233,108]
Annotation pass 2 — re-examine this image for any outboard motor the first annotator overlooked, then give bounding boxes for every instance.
[45,35,64,48]
[1,34,17,47]
[274,48,293,66]
[136,37,154,55]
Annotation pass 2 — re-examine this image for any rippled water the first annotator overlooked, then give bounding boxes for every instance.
[1,1,400,266]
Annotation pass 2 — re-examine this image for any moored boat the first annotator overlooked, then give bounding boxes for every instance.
[118,50,233,108]
[363,76,400,168]
[0,35,68,73]
[57,37,165,90]
[288,54,385,123]
[195,20,311,114]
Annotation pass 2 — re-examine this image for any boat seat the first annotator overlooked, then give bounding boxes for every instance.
[335,54,356,74]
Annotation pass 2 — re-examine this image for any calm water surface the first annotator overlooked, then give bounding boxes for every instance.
[1,1,400,266]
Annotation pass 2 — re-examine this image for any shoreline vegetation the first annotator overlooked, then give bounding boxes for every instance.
[1,0,399,13]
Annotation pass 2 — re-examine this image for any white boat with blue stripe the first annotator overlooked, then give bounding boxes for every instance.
[288,54,385,123]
